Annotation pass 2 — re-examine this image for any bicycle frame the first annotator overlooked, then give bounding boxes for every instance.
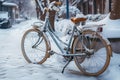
[42,16,77,55]
[35,12,94,57]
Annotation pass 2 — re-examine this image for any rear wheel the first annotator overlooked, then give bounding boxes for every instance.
[21,29,50,64]
[73,30,112,76]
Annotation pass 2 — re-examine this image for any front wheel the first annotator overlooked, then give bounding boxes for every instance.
[73,30,112,76]
[21,29,50,64]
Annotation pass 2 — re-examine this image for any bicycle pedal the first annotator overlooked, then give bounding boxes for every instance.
[33,25,39,29]
[64,47,71,51]
[48,50,55,55]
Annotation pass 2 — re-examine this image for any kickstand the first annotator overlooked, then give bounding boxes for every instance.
[62,57,73,73]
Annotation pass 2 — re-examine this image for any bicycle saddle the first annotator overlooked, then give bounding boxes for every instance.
[71,17,87,24]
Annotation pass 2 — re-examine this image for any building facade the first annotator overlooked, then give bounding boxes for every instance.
[0,0,18,24]
[77,0,112,15]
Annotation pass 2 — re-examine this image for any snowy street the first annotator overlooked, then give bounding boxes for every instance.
[0,19,120,80]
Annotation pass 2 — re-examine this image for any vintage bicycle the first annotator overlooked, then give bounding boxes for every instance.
[21,1,112,76]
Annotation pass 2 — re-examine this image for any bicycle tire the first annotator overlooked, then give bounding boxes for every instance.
[21,28,50,64]
[73,30,112,76]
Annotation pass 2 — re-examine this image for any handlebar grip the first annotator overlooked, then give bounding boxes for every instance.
[54,2,62,6]
[44,8,49,12]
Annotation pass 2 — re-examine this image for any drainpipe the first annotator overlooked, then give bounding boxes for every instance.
[66,0,69,19]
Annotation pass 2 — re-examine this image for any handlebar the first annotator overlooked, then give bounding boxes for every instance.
[54,2,62,6]
[44,1,61,12]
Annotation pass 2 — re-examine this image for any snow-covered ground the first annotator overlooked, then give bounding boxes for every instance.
[0,17,120,80]
[86,14,120,38]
